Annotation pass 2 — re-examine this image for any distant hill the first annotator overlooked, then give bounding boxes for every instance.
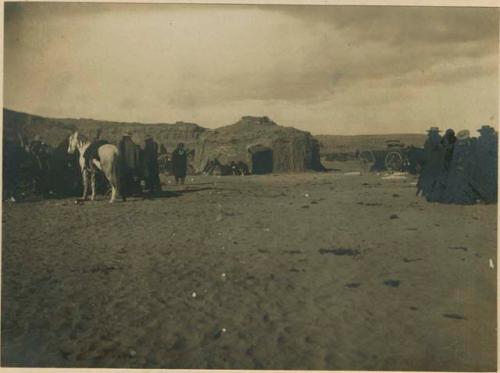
[3,108,427,156]
[316,134,426,155]
[3,109,206,151]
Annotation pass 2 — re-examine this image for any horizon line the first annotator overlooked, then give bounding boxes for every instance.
[2,106,428,137]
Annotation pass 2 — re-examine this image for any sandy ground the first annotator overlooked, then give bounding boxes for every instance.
[1,162,497,370]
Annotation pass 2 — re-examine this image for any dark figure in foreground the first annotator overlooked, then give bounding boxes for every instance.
[172,142,188,185]
[440,128,457,172]
[470,125,498,203]
[143,135,161,194]
[119,131,141,198]
[51,138,82,197]
[417,124,497,204]
[441,130,479,204]
[417,126,445,201]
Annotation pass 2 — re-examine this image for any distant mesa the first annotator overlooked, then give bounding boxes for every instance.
[3,108,426,174]
[3,109,325,175]
[2,108,206,151]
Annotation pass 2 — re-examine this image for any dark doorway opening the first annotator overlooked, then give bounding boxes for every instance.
[251,148,273,174]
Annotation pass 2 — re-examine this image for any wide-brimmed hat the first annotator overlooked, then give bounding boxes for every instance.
[426,126,441,133]
[456,130,470,140]
[477,125,495,134]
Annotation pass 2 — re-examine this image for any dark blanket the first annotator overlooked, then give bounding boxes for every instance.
[143,139,159,165]
[119,137,140,170]
[83,140,109,169]
[172,149,188,177]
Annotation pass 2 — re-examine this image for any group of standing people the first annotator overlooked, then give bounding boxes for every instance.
[117,131,188,198]
[417,125,497,204]
[7,130,190,200]
[4,133,86,199]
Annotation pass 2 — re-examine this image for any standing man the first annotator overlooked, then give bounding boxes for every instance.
[442,130,478,204]
[417,126,445,201]
[472,125,498,203]
[119,130,141,199]
[440,128,457,172]
[171,142,188,185]
[143,135,161,195]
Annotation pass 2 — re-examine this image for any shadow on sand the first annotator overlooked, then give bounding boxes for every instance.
[141,186,215,199]
[7,186,221,204]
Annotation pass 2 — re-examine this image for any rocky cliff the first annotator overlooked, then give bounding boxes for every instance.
[3,109,206,151]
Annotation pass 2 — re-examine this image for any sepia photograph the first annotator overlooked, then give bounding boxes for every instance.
[1,2,498,371]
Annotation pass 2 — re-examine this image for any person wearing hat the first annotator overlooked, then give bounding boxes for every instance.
[456,129,470,140]
[477,124,496,136]
[171,142,188,185]
[119,130,141,199]
[471,124,498,203]
[441,129,479,204]
[143,134,161,195]
[417,126,445,201]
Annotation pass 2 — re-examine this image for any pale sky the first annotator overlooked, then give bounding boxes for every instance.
[4,3,499,135]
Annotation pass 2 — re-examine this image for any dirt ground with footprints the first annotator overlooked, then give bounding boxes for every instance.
[2,164,497,370]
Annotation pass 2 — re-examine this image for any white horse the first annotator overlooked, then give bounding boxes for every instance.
[67,131,121,203]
